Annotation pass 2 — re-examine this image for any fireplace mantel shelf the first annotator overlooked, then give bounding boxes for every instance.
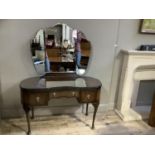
[121,49,155,56]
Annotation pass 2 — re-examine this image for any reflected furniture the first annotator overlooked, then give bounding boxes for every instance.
[20,73,102,134]
[31,23,91,75]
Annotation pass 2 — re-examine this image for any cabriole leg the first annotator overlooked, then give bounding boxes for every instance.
[23,105,31,135]
[92,104,99,129]
[85,103,89,116]
[31,107,34,119]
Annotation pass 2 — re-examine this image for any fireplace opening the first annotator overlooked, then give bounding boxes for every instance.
[131,80,155,119]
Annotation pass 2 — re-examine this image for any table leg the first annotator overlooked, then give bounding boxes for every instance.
[92,104,99,129]
[26,111,31,135]
[31,107,34,119]
[23,105,31,135]
[85,103,89,116]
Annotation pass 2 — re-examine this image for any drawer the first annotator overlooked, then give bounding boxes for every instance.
[49,91,79,98]
[80,90,97,103]
[24,92,49,106]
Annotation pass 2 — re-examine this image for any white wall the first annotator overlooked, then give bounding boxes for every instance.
[0,19,154,118]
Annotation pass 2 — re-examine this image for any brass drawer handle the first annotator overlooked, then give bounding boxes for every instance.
[87,94,90,99]
[36,96,40,103]
[72,91,75,96]
[53,92,56,97]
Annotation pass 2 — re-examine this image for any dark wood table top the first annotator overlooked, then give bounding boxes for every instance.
[20,74,102,91]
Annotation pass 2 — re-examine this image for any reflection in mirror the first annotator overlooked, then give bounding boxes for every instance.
[31,23,91,75]
[46,78,86,88]
[31,29,45,75]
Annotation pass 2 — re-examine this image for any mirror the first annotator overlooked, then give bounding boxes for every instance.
[31,23,91,75]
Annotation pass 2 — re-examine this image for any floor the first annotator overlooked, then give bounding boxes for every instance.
[1,111,155,135]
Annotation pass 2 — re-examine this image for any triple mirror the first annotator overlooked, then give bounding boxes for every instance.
[31,23,91,75]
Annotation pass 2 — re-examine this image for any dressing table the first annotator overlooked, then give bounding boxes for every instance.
[20,23,102,134]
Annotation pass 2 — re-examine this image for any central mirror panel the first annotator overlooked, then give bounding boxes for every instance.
[31,23,91,75]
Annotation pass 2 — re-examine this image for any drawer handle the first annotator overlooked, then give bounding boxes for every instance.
[53,92,56,97]
[72,91,75,96]
[36,96,40,103]
[87,94,90,99]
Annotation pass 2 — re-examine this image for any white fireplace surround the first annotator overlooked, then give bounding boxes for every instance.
[116,50,155,121]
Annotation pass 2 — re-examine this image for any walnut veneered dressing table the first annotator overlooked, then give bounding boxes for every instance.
[20,73,101,134]
[21,23,102,134]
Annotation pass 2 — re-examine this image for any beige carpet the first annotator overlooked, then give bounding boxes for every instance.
[1,111,155,135]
